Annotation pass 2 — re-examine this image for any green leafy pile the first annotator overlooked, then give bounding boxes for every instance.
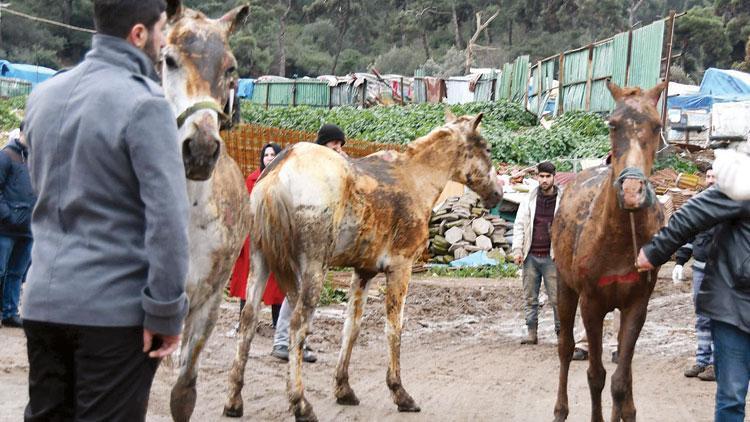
[318,278,347,305]
[241,101,611,168]
[241,100,537,145]
[0,96,26,131]
[653,155,700,174]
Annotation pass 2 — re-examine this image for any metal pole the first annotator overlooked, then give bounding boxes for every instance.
[661,11,677,132]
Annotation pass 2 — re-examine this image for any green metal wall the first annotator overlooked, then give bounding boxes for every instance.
[250,81,330,108]
[628,19,665,98]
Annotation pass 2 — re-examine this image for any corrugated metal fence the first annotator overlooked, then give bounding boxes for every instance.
[0,77,31,97]
[522,17,670,116]
[221,124,404,178]
[245,14,676,118]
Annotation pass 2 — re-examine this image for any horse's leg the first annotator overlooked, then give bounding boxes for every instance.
[335,269,377,406]
[610,298,648,422]
[554,278,579,422]
[383,264,420,412]
[288,263,325,422]
[170,287,223,422]
[223,250,270,418]
[581,297,606,422]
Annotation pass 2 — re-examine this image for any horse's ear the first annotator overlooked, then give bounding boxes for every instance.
[606,79,624,102]
[646,79,667,107]
[166,0,183,21]
[220,5,250,35]
[472,113,484,131]
[445,108,457,123]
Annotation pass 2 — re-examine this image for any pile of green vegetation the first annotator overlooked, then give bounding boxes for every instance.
[0,96,26,131]
[241,100,537,145]
[242,101,612,169]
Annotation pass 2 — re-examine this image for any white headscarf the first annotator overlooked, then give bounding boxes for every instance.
[713,145,750,200]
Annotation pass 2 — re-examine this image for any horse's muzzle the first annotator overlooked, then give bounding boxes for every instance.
[614,167,655,211]
[183,134,221,181]
[481,188,503,210]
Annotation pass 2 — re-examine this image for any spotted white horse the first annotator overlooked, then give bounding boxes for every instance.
[160,1,250,421]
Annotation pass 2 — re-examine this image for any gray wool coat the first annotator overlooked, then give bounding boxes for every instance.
[22,34,190,336]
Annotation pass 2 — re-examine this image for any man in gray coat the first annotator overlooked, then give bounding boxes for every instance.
[21,1,189,420]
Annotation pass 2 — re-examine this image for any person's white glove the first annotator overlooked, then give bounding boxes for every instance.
[671,264,684,284]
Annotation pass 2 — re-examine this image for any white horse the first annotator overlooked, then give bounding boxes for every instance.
[160,1,250,421]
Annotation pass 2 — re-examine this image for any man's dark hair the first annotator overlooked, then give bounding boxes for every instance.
[537,161,556,175]
[94,0,167,39]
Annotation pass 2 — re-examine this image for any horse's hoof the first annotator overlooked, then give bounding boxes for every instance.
[397,403,421,413]
[223,405,243,418]
[294,410,318,422]
[170,380,197,422]
[335,384,360,406]
[396,396,421,413]
[336,391,360,406]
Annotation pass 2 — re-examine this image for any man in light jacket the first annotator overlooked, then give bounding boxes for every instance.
[21,1,189,420]
[512,161,561,344]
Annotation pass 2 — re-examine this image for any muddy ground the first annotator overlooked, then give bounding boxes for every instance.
[0,263,737,421]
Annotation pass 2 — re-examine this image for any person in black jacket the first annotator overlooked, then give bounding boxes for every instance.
[637,185,750,422]
[674,169,716,381]
[0,122,35,328]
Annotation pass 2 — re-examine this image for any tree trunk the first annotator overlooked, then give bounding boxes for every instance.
[421,31,431,60]
[277,0,292,77]
[62,0,73,25]
[452,3,464,49]
[330,0,351,74]
[507,20,512,46]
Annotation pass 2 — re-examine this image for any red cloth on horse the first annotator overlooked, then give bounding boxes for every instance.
[228,169,285,305]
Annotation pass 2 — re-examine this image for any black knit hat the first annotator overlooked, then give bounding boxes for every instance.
[537,161,556,175]
[315,124,346,146]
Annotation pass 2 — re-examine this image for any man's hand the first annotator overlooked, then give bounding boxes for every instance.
[514,254,523,265]
[143,329,180,358]
[671,264,684,284]
[636,249,655,272]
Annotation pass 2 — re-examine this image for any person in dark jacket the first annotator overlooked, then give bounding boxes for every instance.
[0,123,35,328]
[674,168,717,381]
[21,1,189,420]
[637,186,750,422]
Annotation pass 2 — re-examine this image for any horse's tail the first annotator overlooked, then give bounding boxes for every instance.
[250,178,298,283]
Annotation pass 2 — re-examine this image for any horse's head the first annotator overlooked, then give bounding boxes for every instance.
[444,111,503,209]
[161,0,249,181]
[606,79,666,211]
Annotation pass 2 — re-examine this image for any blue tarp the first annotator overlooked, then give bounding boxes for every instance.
[668,68,750,110]
[237,78,254,98]
[0,60,56,87]
[449,251,498,268]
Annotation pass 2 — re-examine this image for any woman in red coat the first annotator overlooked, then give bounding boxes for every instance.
[228,143,285,326]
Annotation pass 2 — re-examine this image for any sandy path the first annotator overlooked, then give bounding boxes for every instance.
[0,263,732,421]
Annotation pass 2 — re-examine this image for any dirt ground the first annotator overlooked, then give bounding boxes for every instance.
[0,262,736,421]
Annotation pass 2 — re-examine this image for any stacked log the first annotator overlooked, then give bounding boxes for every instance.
[428,192,513,264]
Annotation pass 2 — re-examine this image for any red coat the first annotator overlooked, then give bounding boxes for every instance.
[228,169,285,305]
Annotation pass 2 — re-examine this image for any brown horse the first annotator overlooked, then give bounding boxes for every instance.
[551,80,667,422]
[222,112,502,421]
[160,1,250,421]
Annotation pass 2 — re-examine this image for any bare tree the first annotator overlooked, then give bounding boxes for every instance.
[465,10,500,74]
[628,0,644,28]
